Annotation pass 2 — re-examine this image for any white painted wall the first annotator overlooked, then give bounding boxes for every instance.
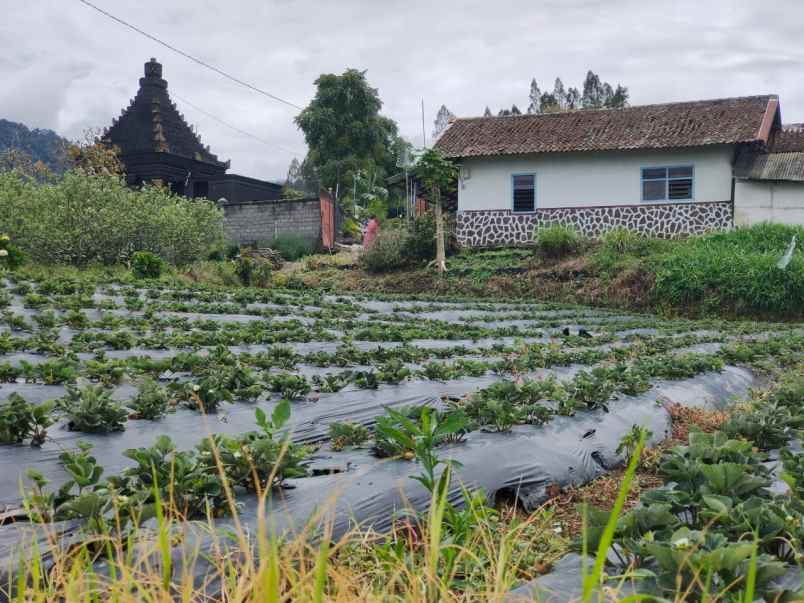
[734,180,804,225]
[457,146,735,211]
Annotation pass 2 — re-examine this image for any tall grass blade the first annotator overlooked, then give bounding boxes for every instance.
[582,430,646,603]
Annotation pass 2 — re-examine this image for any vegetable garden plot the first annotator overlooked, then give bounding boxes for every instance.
[1,274,803,599]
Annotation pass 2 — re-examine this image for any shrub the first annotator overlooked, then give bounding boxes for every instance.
[600,227,645,254]
[0,234,25,271]
[360,227,408,273]
[404,212,437,262]
[131,251,165,279]
[0,170,224,266]
[234,256,272,287]
[342,218,361,240]
[533,224,583,258]
[269,233,313,261]
[653,223,804,315]
[329,421,371,451]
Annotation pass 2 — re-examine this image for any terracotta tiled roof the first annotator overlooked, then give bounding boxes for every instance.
[771,124,804,153]
[435,95,778,158]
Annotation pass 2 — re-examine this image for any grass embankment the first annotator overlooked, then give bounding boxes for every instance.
[292,224,804,320]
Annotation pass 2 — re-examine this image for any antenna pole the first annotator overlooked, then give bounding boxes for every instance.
[421,99,426,148]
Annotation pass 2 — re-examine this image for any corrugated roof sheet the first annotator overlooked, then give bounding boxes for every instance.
[435,95,777,158]
[735,151,804,182]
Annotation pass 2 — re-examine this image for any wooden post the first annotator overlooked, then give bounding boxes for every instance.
[434,186,446,274]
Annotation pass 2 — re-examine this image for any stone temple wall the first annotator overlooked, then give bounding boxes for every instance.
[455,201,733,248]
[221,197,322,248]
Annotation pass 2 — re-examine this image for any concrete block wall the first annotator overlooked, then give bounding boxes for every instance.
[221,197,322,248]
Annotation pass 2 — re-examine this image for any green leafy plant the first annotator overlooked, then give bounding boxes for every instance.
[0,394,53,446]
[127,378,172,420]
[329,421,370,451]
[0,233,25,271]
[534,224,583,258]
[59,384,128,433]
[267,373,310,400]
[131,251,165,279]
[616,424,653,465]
[269,233,313,261]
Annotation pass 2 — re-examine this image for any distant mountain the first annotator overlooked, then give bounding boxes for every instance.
[0,119,69,171]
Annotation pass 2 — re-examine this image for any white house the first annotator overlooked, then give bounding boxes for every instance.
[434,95,804,247]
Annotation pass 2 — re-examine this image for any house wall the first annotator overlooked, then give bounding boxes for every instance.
[455,146,735,246]
[734,180,804,226]
[221,197,322,248]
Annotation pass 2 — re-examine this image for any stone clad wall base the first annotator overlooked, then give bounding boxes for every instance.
[455,201,733,247]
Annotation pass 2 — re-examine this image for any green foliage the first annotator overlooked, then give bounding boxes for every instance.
[413,148,458,197]
[329,421,370,451]
[360,226,408,273]
[653,223,804,315]
[342,218,361,240]
[59,385,128,433]
[0,233,25,270]
[616,424,653,465]
[0,394,53,446]
[374,406,468,492]
[404,212,438,263]
[131,251,165,279]
[269,233,314,261]
[599,227,645,254]
[267,373,310,400]
[295,68,409,195]
[127,378,171,420]
[234,256,272,288]
[0,170,224,266]
[534,224,583,258]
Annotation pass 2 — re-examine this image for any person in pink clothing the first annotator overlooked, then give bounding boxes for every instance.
[364,215,380,249]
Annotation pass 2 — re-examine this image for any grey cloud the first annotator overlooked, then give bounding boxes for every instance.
[3,0,804,180]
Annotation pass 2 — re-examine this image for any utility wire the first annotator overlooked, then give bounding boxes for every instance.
[172,93,304,157]
[76,0,304,110]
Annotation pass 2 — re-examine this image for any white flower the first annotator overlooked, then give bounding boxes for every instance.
[0,250,8,257]
[672,537,691,550]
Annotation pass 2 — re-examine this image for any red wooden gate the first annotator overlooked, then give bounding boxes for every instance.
[320,189,335,250]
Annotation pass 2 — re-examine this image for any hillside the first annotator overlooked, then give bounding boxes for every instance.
[0,118,68,171]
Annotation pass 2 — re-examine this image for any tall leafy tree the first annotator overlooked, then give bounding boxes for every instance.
[527,78,542,114]
[483,106,493,117]
[566,87,581,110]
[432,104,455,139]
[552,78,567,111]
[581,70,605,109]
[606,84,630,108]
[413,148,457,275]
[295,69,403,202]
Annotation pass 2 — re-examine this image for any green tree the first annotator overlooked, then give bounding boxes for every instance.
[295,69,404,204]
[413,148,458,274]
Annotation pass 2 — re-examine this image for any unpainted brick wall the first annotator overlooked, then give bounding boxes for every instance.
[221,198,322,247]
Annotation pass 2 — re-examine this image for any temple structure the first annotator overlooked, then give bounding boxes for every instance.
[103,58,282,203]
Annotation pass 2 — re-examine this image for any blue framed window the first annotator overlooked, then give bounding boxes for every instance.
[641,166,694,202]
[512,174,536,212]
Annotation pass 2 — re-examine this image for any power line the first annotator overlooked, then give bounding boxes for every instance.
[172,93,304,157]
[76,0,304,110]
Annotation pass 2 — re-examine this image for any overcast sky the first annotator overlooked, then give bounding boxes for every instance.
[3,0,804,181]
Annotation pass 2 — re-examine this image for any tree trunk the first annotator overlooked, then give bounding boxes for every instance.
[434,186,446,274]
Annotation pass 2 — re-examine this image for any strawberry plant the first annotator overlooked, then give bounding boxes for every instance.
[329,421,370,451]
[266,372,310,399]
[127,378,172,420]
[59,385,128,433]
[0,394,54,446]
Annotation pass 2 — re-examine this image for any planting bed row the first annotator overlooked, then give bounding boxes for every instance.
[0,272,802,598]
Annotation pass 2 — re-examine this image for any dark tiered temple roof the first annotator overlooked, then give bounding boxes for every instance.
[104,58,228,168]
